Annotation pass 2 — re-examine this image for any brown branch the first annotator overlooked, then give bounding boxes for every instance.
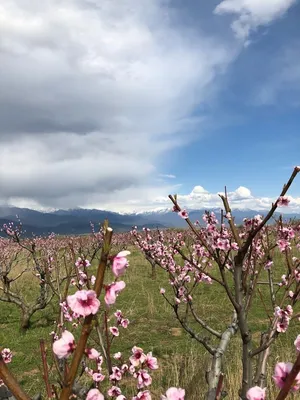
[218,265,239,310]
[219,194,242,248]
[189,303,222,339]
[59,224,113,400]
[40,339,52,399]
[250,333,277,357]
[215,373,224,400]
[174,307,216,355]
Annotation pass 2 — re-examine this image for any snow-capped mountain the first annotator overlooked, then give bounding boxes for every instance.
[0,205,299,237]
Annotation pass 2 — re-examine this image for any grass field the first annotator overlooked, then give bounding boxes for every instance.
[0,245,299,399]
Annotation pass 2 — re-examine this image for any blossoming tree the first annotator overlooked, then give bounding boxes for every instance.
[133,167,300,399]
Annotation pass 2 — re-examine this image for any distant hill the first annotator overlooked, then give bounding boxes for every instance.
[0,207,165,237]
[0,206,299,237]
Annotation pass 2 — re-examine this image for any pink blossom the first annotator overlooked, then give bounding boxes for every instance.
[121,364,129,373]
[277,239,291,253]
[67,290,100,317]
[87,389,104,400]
[280,274,288,286]
[286,305,293,316]
[145,352,158,370]
[86,348,100,360]
[277,196,290,207]
[276,318,289,333]
[161,388,185,400]
[105,281,126,306]
[273,362,300,391]
[116,396,126,400]
[199,273,212,284]
[133,391,151,400]
[206,224,216,233]
[121,318,129,328]
[135,369,152,389]
[216,238,230,251]
[178,210,188,219]
[231,242,239,250]
[130,346,146,367]
[295,269,300,282]
[114,310,123,319]
[108,386,122,397]
[92,372,105,382]
[114,352,122,360]
[274,305,293,333]
[110,366,123,381]
[112,251,131,277]
[53,330,76,359]
[264,260,273,270]
[75,257,91,268]
[225,212,232,220]
[110,326,120,336]
[246,386,266,400]
[295,335,300,352]
[129,364,136,374]
[1,348,12,363]
[160,288,166,294]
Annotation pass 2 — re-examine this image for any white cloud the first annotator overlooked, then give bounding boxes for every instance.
[158,174,176,179]
[234,186,252,199]
[191,186,209,195]
[0,0,235,210]
[175,186,300,214]
[214,0,297,40]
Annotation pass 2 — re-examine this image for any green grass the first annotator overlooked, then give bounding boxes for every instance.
[0,246,299,399]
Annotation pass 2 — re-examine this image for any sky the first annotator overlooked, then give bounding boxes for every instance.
[0,0,300,214]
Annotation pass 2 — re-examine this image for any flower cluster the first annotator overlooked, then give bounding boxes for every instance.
[274,305,293,333]
[1,348,12,364]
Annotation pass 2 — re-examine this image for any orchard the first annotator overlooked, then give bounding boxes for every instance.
[1,167,300,400]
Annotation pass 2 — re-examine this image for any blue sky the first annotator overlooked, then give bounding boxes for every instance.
[161,0,300,204]
[0,0,299,213]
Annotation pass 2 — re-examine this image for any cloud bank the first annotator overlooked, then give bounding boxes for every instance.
[0,0,234,209]
[95,183,300,214]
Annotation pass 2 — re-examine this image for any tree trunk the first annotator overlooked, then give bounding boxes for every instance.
[206,313,238,400]
[20,309,31,330]
[151,262,156,279]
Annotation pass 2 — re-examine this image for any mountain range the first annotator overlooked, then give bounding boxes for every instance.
[0,206,299,237]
